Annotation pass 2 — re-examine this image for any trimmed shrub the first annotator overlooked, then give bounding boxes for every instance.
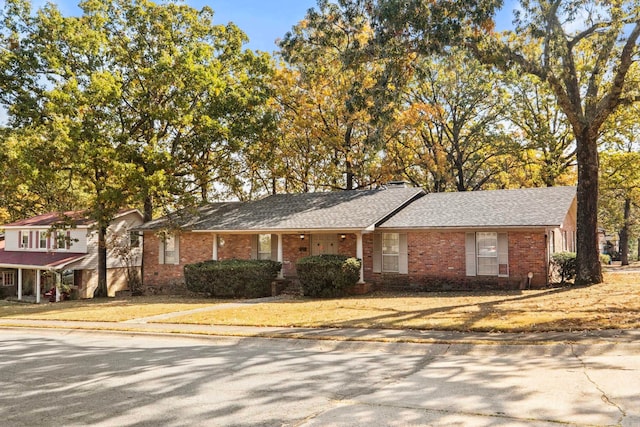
[296,255,361,298]
[551,252,577,285]
[599,253,612,265]
[184,259,282,298]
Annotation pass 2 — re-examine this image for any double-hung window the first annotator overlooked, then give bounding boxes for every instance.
[1,271,15,287]
[476,232,498,275]
[130,231,141,248]
[382,233,400,273]
[164,234,176,264]
[466,232,508,277]
[257,234,272,260]
[39,231,48,249]
[21,233,29,249]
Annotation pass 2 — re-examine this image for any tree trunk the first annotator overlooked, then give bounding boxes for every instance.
[344,124,354,190]
[619,197,631,266]
[143,194,153,222]
[93,224,109,298]
[574,130,602,285]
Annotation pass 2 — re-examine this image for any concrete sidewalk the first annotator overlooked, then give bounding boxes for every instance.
[1,316,639,345]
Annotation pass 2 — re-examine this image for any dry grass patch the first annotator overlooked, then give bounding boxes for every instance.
[0,296,223,322]
[160,272,640,332]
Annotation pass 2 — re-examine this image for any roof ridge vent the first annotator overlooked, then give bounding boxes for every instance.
[385,181,412,188]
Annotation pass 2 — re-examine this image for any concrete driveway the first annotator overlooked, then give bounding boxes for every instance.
[0,329,638,426]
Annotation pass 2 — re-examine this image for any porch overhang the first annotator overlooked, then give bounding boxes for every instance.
[0,250,87,271]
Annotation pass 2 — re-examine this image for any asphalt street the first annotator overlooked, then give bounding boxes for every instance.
[1,329,638,426]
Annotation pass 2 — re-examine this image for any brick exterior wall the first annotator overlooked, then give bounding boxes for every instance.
[282,234,309,276]
[142,229,550,293]
[367,230,548,291]
[142,232,214,292]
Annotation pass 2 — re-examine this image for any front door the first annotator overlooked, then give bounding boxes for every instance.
[311,234,339,256]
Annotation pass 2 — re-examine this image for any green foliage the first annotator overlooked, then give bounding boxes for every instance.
[551,252,577,285]
[184,259,281,298]
[276,0,390,191]
[599,254,612,265]
[387,48,519,192]
[296,255,361,298]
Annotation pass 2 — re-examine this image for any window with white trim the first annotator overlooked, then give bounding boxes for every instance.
[39,231,47,249]
[21,233,29,249]
[1,271,15,286]
[476,232,498,276]
[164,234,176,264]
[258,234,272,260]
[382,233,400,272]
[130,231,141,248]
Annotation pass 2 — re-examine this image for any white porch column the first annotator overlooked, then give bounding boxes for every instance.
[55,272,61,302]
[356,232,364,283]
[35,269,41,304]
[277,233,284,279]
[17,268,22,300]
[212,233,218,260]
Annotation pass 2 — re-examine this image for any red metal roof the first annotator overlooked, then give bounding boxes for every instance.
[2,210,93,227]
[0,243,86,269]
[2,208,141,228]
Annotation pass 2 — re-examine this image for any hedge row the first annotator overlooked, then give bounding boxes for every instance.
[184,259,281,298]
[296,254,361,298]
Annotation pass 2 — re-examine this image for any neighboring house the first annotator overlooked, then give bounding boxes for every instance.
[0,209,143,301]
[137,185,577,293]
[597,228,619,259]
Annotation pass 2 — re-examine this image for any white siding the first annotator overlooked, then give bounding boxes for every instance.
[4,230,19,251]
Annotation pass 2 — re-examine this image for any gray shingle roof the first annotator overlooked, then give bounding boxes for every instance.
[135,202,240,231]
[190,187,425,231]
[378,186,576,229]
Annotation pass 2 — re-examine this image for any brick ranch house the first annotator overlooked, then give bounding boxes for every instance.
[0,209,143,300]
[137,186,576,293]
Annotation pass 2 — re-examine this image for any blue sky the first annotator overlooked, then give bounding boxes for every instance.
[35,0,518,53]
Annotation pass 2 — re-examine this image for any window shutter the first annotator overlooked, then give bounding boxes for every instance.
[465,232,476,276]
[18,231,21,248]
[29,231,33,248]
[373,233,382,273]
[66,231,71,249]
[158,238,165,264]
[398,233,408,274]
[270,234,278,261]
[250,235,258,260]
[498,232,509,277]
[47,233,51,250]
[173,235,180,265]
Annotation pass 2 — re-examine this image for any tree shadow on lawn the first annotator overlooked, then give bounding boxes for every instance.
[282,286,578,331]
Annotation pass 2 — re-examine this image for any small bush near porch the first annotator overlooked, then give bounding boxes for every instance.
[184,259,282,298]
[297,255,361,298]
